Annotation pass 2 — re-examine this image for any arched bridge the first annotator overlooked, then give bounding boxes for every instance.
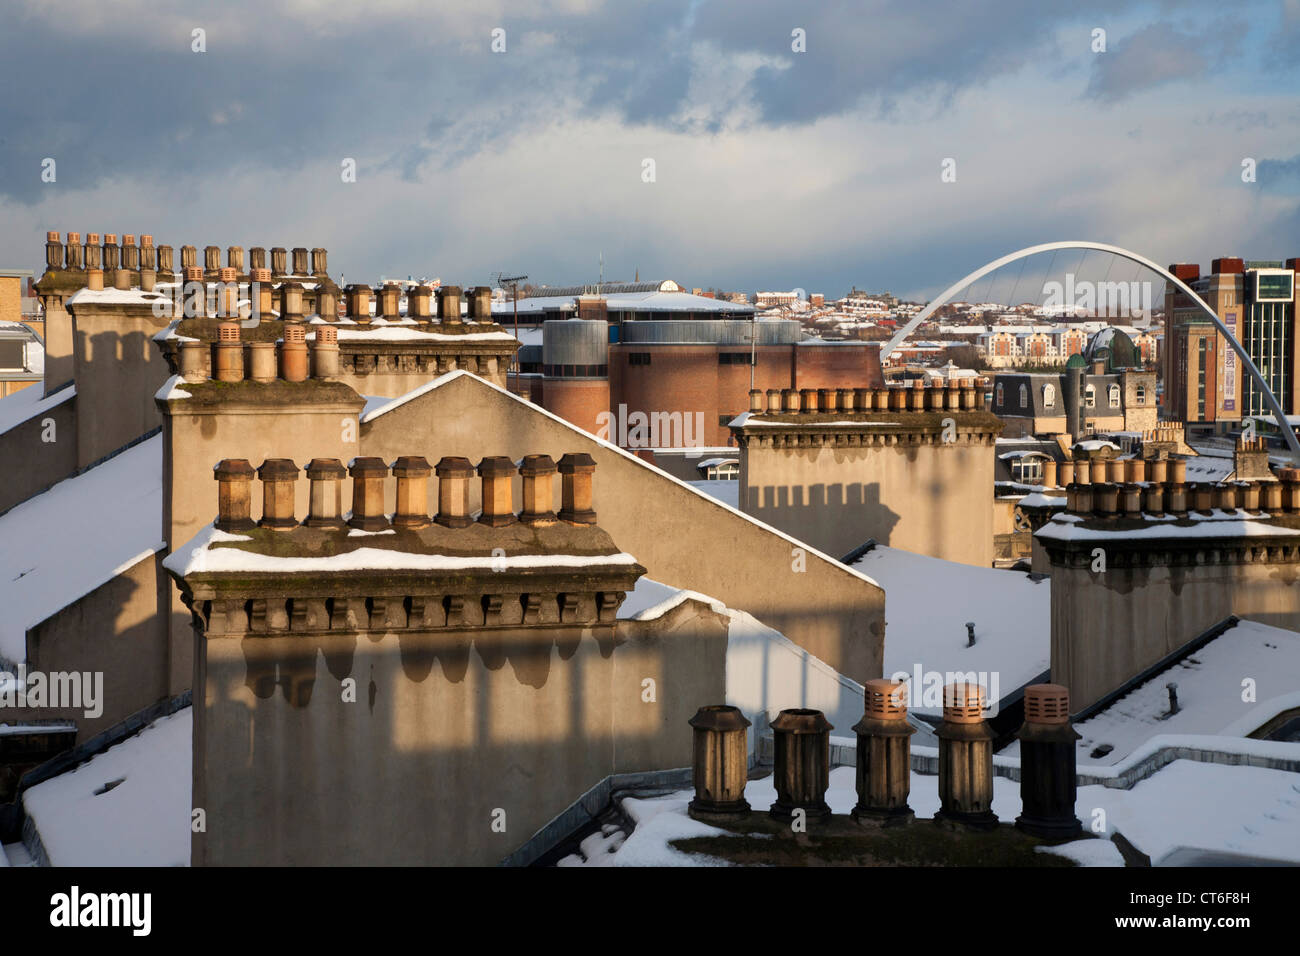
[880,241,1300,460]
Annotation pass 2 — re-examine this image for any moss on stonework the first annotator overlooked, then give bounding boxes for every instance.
[669,815,1086,867]
[176,317,285,343]
[174,378,362,407]
[207,521,623,562]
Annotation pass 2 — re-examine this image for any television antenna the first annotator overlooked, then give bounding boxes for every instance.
[493,272,528,375]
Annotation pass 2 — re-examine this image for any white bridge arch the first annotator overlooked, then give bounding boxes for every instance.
[880,240,1300,461]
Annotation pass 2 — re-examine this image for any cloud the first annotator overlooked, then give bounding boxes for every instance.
[1085,20,1245,102]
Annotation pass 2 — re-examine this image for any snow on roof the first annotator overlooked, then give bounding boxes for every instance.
[66,287,172,309]
[1182,454,1234,482]
[493,290,753,316]
[847,544,1049,713]
[1078,760,1300,865]
[164,522,640,578]
[306,327,516,343]
[0,383,74,436]
[694,457,734,469]
[1005,619,1300,766]
[0,435,164,666]
[1035,510,1300,544]
[559,766,1118,866]
[22,707,191,866]
[687,479,740,509]
[1074,439,1120,451]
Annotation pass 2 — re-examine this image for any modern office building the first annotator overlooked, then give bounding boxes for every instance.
[1163,257,1299,425]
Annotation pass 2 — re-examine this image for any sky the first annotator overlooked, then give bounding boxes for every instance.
[1,0,1298,302]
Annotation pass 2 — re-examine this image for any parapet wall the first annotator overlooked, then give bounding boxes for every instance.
[1039,464,1300,711]
[730,381,1003,566]
[167,448,730,866]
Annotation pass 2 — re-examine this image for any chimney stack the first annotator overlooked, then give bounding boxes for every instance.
[251,268,273,318]
[281,280,305,321]
[64,232,83,270]
[45,231,63,270]
[392,456,433,529]
[305,458,347,529]
[348,458,390,532]
[280,324,309,382]
[935,683,997,829]
[687,705,752,823]
[851,679,916,825]
[214,459,256,531]
[519,455,558,526]
[408,286,432,321]
[248,341,277,383]
[85,233,103,270]
[438,286,463,325]
[769,709,833,823]
[558,453,596,524]
[1014,684,1081,838]
[218,267,239,317]
[270,247,288,276]
[257,459,300,530]
[312,326,339,380]
[345,284,372,323]
[214,322,244,382]
[468,285,493,321]
[477,457,518,527]
[179,341,206,383]
[102,234,119,271]
[292,247,309,275]
[434,457,474,528]
[311,248,328,276]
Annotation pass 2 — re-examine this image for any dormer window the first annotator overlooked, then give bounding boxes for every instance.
[1109,384,1121,409]
[1043,383,1055,407]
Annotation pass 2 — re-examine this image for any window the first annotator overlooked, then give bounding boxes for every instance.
[706,461,740,480]
[628,353,651,366]
[995,382,1004,406]
[1018,384,1028,408]
[0,340,23,370]
[1042,383,1056,406]
[718,352,749,366]
[1084,385,1096,409]
[1135,384,1146,404]
[1108,384,1121,409]
[1012,455,1046,483]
